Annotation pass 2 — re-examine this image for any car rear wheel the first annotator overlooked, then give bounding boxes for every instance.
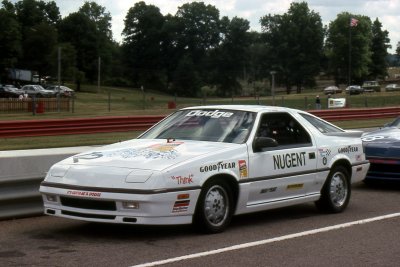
[315,166,350,213]
[194,180,233,234]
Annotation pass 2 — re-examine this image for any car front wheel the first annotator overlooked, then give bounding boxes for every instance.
[194,180,233,234]
[315,166,351,213]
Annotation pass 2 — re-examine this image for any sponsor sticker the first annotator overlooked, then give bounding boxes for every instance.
[67,190,101,197]
[338,145,359,154]
[200,161,236,172]
[286,183,304,190]
[172,200,190,213]
[185,110,234,118]
[273,152,307,170]
[171,174,194,185]
[238,160,248,178]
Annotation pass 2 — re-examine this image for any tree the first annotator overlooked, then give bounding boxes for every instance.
[0,8,21,73]
[10,0,60,77]
[79,2,112,39]
[58,12,99,82]
[261,2,324,93]
[122,1,165,88]
[326,13,372,85]
[78,2,115,83]
[369,19,391,79]
[212,16,250,96]
[175,2,220,64]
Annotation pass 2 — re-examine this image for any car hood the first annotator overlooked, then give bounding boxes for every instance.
[362,128,400,158]
[59,139,237,171]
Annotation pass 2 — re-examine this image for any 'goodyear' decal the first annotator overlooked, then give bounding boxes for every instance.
[200,162,236,172]
[338,146,359,153]
[273,152,306,170]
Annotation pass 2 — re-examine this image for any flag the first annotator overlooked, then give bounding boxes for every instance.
[350,18,358,27]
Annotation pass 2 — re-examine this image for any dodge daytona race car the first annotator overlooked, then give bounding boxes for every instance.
[362,117,400,183]
[40,105,369,233]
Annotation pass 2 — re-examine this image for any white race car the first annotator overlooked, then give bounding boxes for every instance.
[40,105,369,233]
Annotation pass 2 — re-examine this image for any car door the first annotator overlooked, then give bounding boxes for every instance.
[246,112,317,206]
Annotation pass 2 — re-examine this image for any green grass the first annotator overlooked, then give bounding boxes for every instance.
[0,84,398,150]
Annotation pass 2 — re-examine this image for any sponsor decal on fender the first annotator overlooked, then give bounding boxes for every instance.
[171,174,194,185]
[338,145,358,153]
[200,161,236,172]
[238,160,248,178]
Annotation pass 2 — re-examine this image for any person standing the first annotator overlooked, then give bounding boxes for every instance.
[315,95,321,109]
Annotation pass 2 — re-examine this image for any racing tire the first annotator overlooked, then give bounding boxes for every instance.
[194,179,233,234]
[315,166,351,213]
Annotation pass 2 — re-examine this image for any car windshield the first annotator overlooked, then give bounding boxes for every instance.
[140,109,256,143]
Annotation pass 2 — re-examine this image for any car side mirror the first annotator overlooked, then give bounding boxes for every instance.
[252,137,278,152]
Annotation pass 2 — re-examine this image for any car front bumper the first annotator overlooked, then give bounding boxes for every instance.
[40,182,201,225]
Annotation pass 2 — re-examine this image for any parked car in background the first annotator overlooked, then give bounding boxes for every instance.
[385,84,400,92]
[345,85,363,95]
[40,105,369,233]
[21,85,56,98]
[0,84,24,98]
[46,85,74,97]
[362,81,381,92]
[362,117,400,184]
[323,86,342,95]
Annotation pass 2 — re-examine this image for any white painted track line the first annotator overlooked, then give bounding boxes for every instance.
[131,212,400,267]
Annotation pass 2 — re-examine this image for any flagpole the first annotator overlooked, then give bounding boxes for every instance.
[348,18,352,86]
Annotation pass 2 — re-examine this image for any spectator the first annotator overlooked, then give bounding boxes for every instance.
[315,95,321,109]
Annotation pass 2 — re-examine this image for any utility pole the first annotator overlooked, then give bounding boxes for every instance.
[270,71,276,106]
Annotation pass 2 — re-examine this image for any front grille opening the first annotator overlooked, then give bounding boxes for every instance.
[368,163,400,179]
[123,217,137,223]
[62,210,116,220]
[60,197,116,211]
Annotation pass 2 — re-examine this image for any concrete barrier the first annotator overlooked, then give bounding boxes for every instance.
[0,146,93,220]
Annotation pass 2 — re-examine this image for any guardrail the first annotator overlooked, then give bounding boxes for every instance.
[0,147,92,220]
[0,115,164,138]
[310,107,400,121]
[1,107,399,138]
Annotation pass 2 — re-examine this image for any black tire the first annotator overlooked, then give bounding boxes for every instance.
[315,165,351,213]
[194,179,233,234]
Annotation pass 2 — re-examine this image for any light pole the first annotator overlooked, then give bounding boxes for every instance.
[270,71,276,106]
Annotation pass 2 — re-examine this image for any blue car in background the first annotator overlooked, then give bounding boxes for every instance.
[362,117,400,183]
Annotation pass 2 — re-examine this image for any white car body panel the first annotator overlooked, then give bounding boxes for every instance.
[40,105,369,226]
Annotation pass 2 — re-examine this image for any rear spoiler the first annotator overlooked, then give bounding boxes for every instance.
[324,130,363,138]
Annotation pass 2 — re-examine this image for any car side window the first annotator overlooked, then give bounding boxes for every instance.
[256,112,312,149]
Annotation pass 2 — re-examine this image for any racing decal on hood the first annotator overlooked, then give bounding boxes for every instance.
[75,142,183,160]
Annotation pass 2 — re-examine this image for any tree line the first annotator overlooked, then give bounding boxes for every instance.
[0,0,398,97]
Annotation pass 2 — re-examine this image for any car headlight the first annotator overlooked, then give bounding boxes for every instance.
[125,169,153,183]
[49,165,70,178]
